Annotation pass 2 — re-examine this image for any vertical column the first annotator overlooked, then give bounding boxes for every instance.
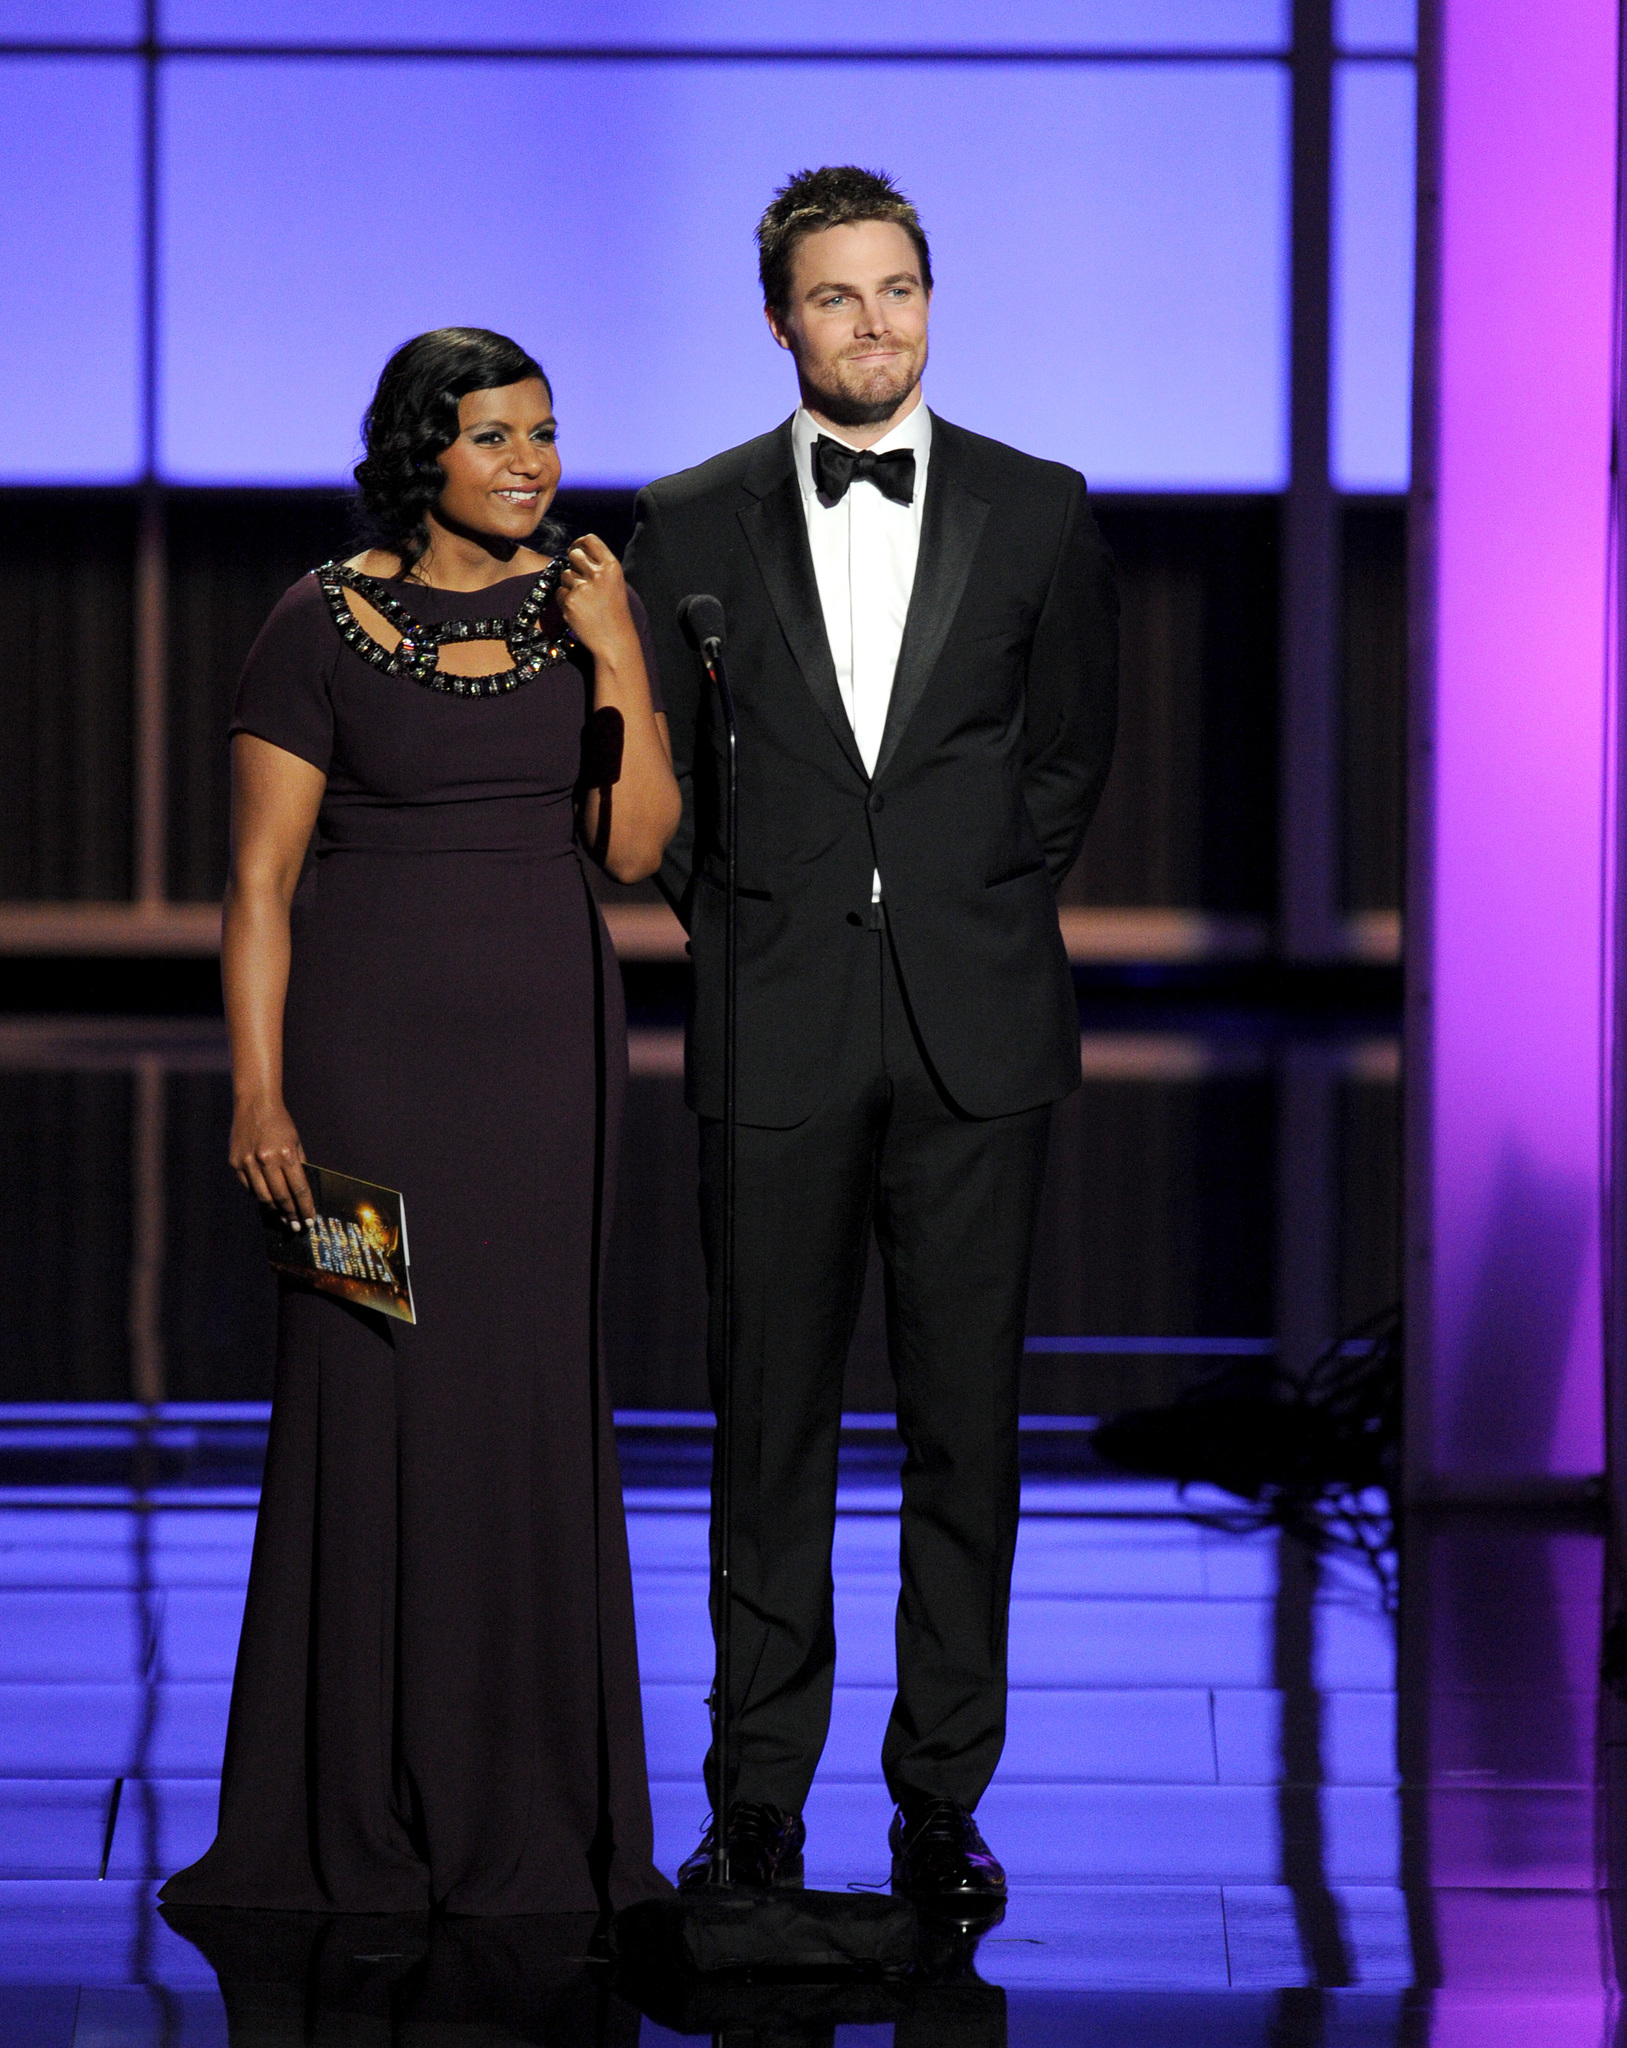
[133,1,167,916]
[1611,9,1627,1573]
[1406,0,1616,1499]
[1276,1,1345,1386]
[131,4,168,1405]
[1279,0,1341,962]
[1276,1045,1343,1379]
[128,1057,166,1405]
[133,489,167,910]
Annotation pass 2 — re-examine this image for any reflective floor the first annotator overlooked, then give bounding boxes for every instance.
[0,1412,1616,2046]
[7,1008,1611,2041]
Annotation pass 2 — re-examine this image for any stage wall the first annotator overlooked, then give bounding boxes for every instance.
[1408,0,1618,1496]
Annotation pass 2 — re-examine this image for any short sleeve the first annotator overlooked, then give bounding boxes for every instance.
[624,583,664,717]
[228,573,339,775]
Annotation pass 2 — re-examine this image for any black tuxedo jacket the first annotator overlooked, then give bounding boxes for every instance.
[623,412,1119,1128]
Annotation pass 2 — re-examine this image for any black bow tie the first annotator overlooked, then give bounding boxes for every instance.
[812,435,917,507]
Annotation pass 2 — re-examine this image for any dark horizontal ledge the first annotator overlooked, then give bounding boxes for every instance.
[0,1404,1105,1430]
[0,902,1400,968]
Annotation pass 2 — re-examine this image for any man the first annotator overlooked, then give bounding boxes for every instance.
[624,166,1118,1906]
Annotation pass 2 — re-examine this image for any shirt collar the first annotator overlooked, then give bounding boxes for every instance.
[792,398,933,498]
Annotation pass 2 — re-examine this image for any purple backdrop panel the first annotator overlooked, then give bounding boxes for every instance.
[157,57,1288,489]
[1420,0,1616,1484]
[1331,59,1414,491]
[0,2,139,34]
[0,59,142,483]
[157,1,1289,53]
[1335,0,1416,52]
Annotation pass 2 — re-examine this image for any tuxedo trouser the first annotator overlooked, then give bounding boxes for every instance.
[697,919,1052,1814]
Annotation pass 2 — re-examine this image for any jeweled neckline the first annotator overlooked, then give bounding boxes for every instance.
[316,557,573,698]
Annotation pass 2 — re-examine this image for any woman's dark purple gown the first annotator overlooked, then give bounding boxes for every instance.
[161,569,670,1915]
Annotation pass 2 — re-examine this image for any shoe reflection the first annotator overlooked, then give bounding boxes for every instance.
[161,1898,1007,2045]
[614,1900,1007,2046]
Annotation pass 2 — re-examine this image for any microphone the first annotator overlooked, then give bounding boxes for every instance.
[679,593,727,664]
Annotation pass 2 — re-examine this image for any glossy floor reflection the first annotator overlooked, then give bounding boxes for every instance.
[0,1415,1618,2043]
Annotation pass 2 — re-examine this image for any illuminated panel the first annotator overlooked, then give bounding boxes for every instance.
[1418,0,1616,1486]
[1335,0,1416,52]
[0,59,142,482]
[1331,60,1414,490]
[158,1,1289,51]
[0,2,140,33]
[159,57,1287,490]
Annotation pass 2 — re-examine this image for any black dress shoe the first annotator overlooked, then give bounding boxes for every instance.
[676,1802,806,1890]
[889,1798,1007,1907]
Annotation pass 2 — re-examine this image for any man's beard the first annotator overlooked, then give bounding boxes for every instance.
[800,346,925,428]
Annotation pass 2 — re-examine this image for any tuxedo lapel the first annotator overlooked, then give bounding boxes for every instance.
[873,422,990,784]
[737,429,867,781]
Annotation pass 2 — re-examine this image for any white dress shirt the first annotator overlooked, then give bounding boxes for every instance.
[791,399,933,901]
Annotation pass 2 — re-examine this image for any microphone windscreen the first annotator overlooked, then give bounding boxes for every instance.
[679,593,727,651]
[579,705,624,788]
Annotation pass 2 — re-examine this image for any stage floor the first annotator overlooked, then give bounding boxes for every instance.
[0,1414,1614,2045]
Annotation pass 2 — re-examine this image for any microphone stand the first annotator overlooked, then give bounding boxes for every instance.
[698,627,739,1887]
[608,595,917,2006]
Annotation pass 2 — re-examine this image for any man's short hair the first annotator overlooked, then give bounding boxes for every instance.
[757,166,933,318]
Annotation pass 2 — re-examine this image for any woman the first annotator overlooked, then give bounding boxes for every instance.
[161,329,680,1915]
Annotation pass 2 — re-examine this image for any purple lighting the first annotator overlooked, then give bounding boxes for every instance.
[156,56,1290,490]
[0,2,138,33]
[1411,0,1617,1489]
[1336,0,1416,51]
[155,0,1291,52]
[0,59,143,483]
[1331,58,1415,490]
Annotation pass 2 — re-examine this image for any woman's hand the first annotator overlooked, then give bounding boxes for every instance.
[230,1092,316,1226]
[557,535,639,659]
[556,539,680,882]
[222,733,326,1224]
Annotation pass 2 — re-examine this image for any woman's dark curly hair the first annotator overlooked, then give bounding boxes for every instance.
[352,327,566,570]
